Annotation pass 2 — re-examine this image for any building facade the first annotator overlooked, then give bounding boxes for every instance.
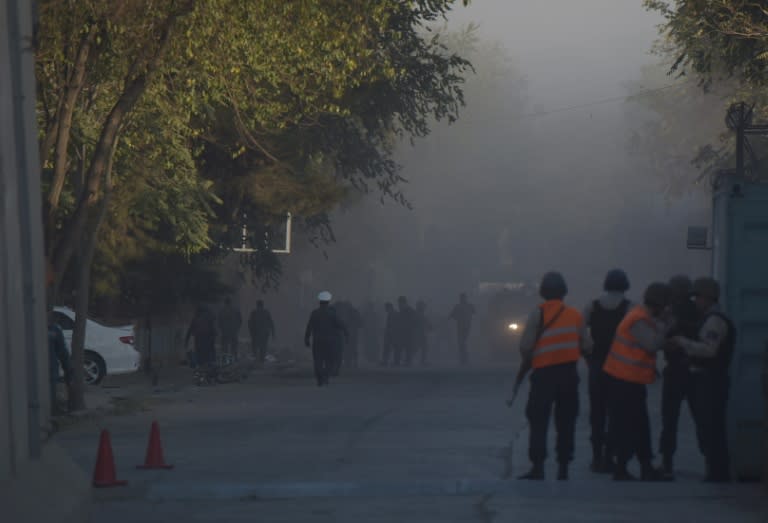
[1,2,90,520]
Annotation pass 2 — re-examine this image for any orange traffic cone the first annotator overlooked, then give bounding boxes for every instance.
[137,421,174,470]
[92,429,128,487]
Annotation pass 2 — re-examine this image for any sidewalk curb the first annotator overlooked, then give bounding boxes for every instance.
[138,479,751,502]
[93,480,153,502]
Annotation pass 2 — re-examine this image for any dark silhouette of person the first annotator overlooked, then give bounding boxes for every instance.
[186,305,217,367]
[361,301,380,364]
[48,309,71,415]
[396,296,418,367]
[218,297,242,360]
[380,302,398,366]
[658,275,700,476]
[415,300,433,365]
[450,293,476,365]
[336,301,363,369]
[305,292,347,386]
[248,300,276,365]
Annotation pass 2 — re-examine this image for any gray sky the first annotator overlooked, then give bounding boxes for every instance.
[449,0,662,107]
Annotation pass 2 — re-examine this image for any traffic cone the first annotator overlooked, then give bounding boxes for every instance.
[92,429,128,488]
[136,421,174,470]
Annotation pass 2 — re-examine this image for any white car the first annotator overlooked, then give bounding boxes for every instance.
[52,307,141,385]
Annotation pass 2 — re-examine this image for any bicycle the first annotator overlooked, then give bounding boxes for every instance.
[193,357,257,386]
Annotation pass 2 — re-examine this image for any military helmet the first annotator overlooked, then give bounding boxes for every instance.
[539,271,568,300]
[643,282,672,310]
[668,275,693,299]
[603,269,630,292]
[692,277,720,301]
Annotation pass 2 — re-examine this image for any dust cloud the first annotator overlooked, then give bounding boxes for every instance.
[236,1,716,363]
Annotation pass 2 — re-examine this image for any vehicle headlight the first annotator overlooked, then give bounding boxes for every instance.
[508,323,519,331]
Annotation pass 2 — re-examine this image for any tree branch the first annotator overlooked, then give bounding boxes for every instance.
[52,2,194,283]
[227,85,290,169]
[44,24,97,223]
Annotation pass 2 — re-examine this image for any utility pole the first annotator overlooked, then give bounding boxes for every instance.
[726,102,768,179]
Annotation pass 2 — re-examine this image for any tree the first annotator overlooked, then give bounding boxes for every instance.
[639,1,768,192]
[645,0,768,88]
[625,64,733,195]
[38,1,202,409]
[36,1,471,409]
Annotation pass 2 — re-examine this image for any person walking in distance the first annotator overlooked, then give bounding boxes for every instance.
[658,275,700,477]
[415,300,433,366]
[516,272,589,481]
[583,269,632,474]
[336,301,363,369]
[347,302,363,368]
[248,300,276,365]
[450,293,476,366]
[218,297,243,361]
[668,277,735,483]
[305,291,347,386]
[397,296,419,367]
[185,305,217,368]
[361,301,380,364]
[48,309,72,415]
[380,302,398,366]
[328,305,348,377]
[603,283,673,481]
[386,297,412,367]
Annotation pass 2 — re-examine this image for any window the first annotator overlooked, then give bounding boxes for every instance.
[53,311,75,330]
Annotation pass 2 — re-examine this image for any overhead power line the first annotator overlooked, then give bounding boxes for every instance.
[516,83,684,119]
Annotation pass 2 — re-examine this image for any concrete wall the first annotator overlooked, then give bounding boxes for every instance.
[0,1,91,520]
[712,177,768,481]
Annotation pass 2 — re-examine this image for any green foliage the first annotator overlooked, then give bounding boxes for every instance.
[645,0,768,88]
[36,0,471,311]
[636,2,768,191]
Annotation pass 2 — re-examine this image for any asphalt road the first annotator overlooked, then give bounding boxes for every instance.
[57,367,768,522]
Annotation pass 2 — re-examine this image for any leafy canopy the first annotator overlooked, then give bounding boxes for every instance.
[645,0,768,88]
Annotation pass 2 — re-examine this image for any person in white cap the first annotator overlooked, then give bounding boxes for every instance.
[305,291,347,386]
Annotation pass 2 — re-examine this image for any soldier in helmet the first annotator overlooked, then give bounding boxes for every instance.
[668,277,735,483]
[304,291,347,387]
[658,275,700,477]
[516,272,589,481]
[603,283,673,481]
[583,269,632,474]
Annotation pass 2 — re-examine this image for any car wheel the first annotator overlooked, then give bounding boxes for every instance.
[84,351,106,385]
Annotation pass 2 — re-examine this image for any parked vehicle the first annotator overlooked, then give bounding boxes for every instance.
[484,285,536,356]
[52,307,140,385]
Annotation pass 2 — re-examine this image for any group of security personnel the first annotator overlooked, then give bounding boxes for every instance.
[513,270,735,482]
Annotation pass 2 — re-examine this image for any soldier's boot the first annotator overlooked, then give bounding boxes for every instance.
[518,462,544,480]
[613,461,637,481]
[590,447,603,473]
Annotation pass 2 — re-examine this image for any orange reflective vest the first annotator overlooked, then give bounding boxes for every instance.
[531,301,584,369]
[602,306,658,384]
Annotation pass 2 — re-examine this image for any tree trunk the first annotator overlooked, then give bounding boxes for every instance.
[48,5,191,295]
[67,197,114,410]
[44,25,98,249]
[67,141,117,411]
